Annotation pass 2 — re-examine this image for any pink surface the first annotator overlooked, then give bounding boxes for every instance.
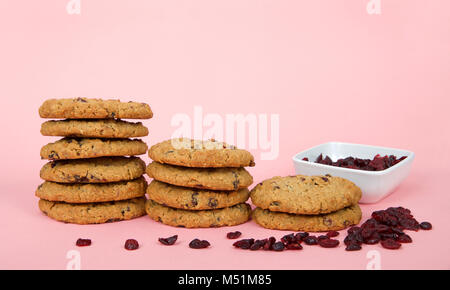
[0,0,449,269]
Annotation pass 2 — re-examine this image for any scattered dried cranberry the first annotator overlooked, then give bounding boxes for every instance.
[250,240,265,251]
[381,239,401,250]
[124,239,139,250]
[189,239,210,249]
[281,233,295,245]
[326,231,339,238]
[272,242,285,251]
[227,231,242,239]
[76,238,91,247]
[304,236,318,245]
[419,222,432,230]
[286,242,303,250]
[263,237,276,250]
[345,243,362,251]
[158,235,178,245]
[318,235,329,241]
[318,238,340,248]
[233,239,254,249]
[397,234,412,243]
[295,232,309,241]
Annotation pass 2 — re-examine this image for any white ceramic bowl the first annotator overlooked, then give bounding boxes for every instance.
[292,142,415,204]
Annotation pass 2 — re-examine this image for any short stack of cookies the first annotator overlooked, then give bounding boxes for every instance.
[250,175,362,232]
[145,138,254,228]
[36,98,153,224]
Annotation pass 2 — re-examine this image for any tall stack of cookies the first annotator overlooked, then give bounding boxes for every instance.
[36,98,153,224]
[145,138,254,228]
[250,175,362,232]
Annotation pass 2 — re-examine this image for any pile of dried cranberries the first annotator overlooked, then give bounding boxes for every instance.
[344,206,432,251]
[232,207,431,252]
[303,153,407,171]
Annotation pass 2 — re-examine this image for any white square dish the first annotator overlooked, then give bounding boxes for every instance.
[292,142,415,204]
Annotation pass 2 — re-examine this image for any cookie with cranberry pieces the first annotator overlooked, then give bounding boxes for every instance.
[250,175,362,215]
[148,138,255,168]
[145,199,251,228]
[252,204,362,232]
[39,98,153,119]
[39,197,147,224]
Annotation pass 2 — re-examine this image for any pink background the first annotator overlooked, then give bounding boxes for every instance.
[0,0,449,269]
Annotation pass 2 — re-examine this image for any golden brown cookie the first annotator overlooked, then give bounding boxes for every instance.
[36,177,147,203]
[40,138,148,160]
[147,180,249,210]
[40,157,146,183]
[38,197,147,224]
[145,199,251,228]
[146,162,253,190]
[250,175,362,215]
[148,138,255,168]
[39,98,153,119]
[252,204,362,232]
[41,119,149,138]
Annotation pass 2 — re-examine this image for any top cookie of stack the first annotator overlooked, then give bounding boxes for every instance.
[145,138,254,228]
[36,98,153,224]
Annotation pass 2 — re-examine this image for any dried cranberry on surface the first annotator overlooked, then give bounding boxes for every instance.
[345,243,362,251]
[397,234,412,243]
[380,239,401,250]
[318,239,340,248]
[76,238,91,247]
[158,235,178,245]
[124,239,139,251]
[189,239,210,249]
[281,233,295,245]
[295,232,309,241]
[233,239,254,249]
[304,236,318,245]
[326,231,339,238]
[263,237,276,251]
[227,231,242,239]
[286,242,303,250]
[271,242,285,251]
[419,222,432,230]
[249,240,265,251]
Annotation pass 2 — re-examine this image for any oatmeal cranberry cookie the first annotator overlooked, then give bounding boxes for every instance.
[40,157,146,183]
[41,119,149,138]
[38,197,147,224]
[146,161,253,190]
[36,177,147,203]
[250,175,362,215]
[40,138,148,160]
[148,138,255,168]
[252,204,362,232]
[147,180,249,210]
[39,98,153,119]
[145,199,251,228]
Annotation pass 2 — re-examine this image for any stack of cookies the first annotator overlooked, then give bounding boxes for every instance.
[145,138,254,228]
[250,175,362,232]
[36,98,153,224]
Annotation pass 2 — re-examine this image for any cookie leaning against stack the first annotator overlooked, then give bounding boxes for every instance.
[36,98,153,224]
[145,138,254,228]
[250,175,362,232]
